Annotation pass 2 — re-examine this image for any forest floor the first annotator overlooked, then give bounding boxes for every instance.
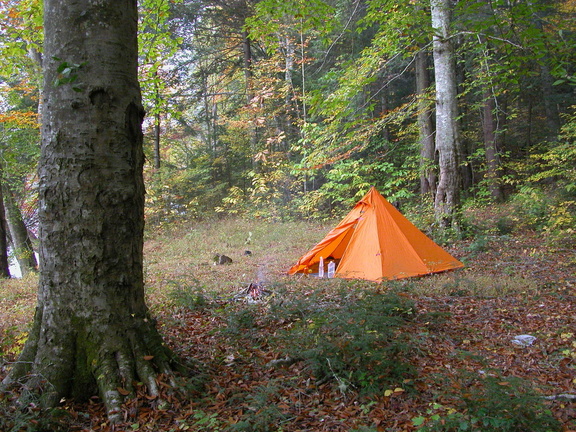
[1,214,575,432]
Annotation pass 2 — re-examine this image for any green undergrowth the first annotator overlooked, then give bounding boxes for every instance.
[169,285,425,430]
[193,284,422,395]
[413,371,562,432]
[166,279,566,431]
[0,389,73,432]
[268,288,418,393]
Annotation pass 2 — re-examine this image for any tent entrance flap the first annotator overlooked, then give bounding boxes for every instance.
[325,224,355,260]
[287,220,358,275]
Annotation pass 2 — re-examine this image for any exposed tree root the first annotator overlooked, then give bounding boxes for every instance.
[1,309,196,423]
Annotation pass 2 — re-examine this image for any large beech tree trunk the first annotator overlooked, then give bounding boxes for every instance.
[2,0,179,422]
[431,0,461,227]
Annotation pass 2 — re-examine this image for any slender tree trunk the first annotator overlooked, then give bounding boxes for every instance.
[285,35,294,108]
[2,0,181,421]
[282,34,301,146]
[4,190,38,276]
[0,180,11,278]
[481,88,504,201]
[242,29,259,170]
[154,73,161,170]
[200,72,214,154]
[154,112,161,169]
[431,0,461,227]
[415,48,436,196]
[532,15,560,139]
[243,29,253,100]
[539,61,560,139]
[526,97,533,147]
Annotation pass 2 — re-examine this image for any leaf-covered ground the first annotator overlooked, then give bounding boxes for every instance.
[1,217,575,431]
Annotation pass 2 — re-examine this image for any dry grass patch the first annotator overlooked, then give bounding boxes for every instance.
[144,218,334,306]
[0,274,37,360]
[404,272,541,298]
[0,274,37,330]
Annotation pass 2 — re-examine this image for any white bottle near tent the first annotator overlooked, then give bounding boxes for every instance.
[327,261,336,278]
[318,257,324,278]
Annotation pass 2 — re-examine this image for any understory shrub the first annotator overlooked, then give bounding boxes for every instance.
[543,200,576,247]
[505,107,576,245]
[509,186,576,247]
[509,186,555,231]
[274,290,418,393]
[415,372,561,432]
[461,184,575,248]
[222,304,259,337]
[168,283,211,311]
[227,382,288,432]
[0,390,73,432]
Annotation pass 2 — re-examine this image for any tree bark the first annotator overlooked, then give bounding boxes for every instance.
[481,88,504,201]
[539,60,560,139]
[154,112,161,169]
[243,29,254,102]
[2,0,181,422]
[0,179,11,278]
[4,189,38,276]
[154,71,162,170]
[415,48,436,196]
[242,29,260,171]
[431,0,461,227]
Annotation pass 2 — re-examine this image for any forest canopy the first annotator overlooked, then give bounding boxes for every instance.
[0,0,575,254]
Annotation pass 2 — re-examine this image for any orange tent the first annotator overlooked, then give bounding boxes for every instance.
[288,187,464,281]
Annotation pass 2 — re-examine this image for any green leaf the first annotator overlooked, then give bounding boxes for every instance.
[412,416,426,426]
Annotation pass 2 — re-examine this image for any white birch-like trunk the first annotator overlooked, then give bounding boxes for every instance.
[431,0,461,226]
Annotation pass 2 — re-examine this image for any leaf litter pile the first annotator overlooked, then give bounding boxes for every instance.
[1,218,575,431]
